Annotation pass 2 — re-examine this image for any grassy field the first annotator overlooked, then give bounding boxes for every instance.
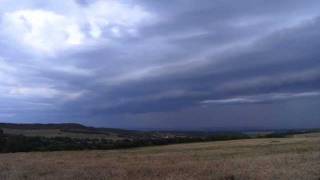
[0,133,319,180]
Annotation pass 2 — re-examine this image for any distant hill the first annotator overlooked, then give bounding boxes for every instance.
[1,122,318,139]
[1,122,318,153]
[0,123,138,140]
[0,122,254,141]
[0,123,135,132]
[0,123,87,130]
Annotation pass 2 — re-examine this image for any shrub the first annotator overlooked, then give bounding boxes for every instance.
[0,131,252,153]
[0,129,6,150]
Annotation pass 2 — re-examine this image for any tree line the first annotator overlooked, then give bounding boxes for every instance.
[1,128,314,153]
[0,128,251,153]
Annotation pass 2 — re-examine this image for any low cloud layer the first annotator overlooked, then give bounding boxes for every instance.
[0,0,319,129]
[201,92,320,105]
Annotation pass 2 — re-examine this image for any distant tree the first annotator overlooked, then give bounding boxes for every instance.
[0,129,5,150]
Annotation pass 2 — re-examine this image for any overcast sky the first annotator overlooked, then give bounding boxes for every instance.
[0,0,320,130]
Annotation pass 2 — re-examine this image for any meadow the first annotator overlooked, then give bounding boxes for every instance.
[0,133,319,180]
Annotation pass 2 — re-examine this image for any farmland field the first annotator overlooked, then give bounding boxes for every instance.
[0,133,319,180]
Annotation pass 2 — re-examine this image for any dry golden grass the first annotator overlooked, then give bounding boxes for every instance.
[1,135,320,180]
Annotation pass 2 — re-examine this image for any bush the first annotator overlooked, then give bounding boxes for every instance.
[0,131,253,153]
[0,129,6,150]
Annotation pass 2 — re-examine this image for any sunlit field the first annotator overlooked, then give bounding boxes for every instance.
[1,133,319,180]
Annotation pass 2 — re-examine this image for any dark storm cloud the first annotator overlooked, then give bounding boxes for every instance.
[73,17,320,114]
[0,0,320,129]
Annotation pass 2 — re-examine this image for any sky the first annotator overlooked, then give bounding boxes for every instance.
[0,0,320,130]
